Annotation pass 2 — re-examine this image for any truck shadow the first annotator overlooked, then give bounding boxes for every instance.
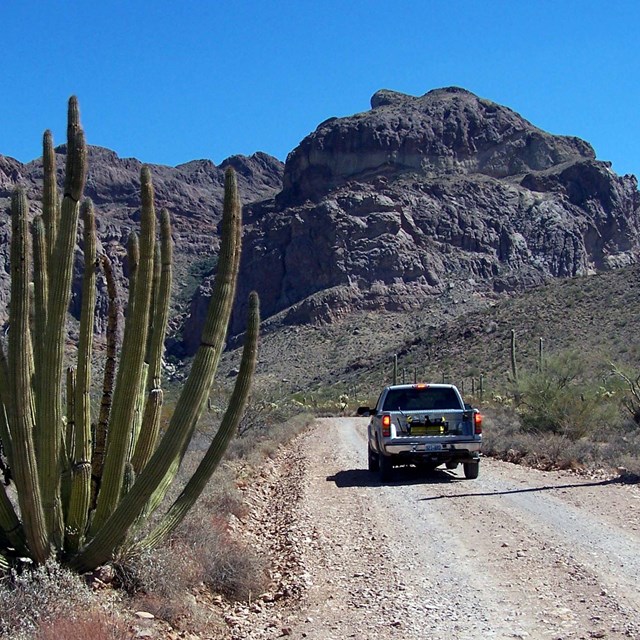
[418,477,622,501]
[327,466,461,488]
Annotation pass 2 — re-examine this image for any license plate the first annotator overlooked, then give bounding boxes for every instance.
[414,443,443,452]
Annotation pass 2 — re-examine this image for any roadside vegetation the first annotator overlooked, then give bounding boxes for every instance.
[481,351,640,477]
[0,390,314,638]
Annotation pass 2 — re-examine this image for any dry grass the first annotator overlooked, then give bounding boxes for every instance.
[0,560,121,639]
[34,610,130,640]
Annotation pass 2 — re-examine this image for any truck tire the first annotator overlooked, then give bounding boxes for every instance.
[379,454,393,482]
[368,445,379,472]
[463,461,479,479]
[446,461,459,470]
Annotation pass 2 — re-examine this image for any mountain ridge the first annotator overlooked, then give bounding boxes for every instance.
[1,88,638,360]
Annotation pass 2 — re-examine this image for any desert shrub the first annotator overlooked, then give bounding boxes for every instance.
[34,610,129,640]
[197,526,266,601]
[513,351,615,439]
[112,539,207,631]
[482,404,640,473]
[608,364,640,424]
[0,560,100,639]
[113,541,201,599]
[178,501,267,602]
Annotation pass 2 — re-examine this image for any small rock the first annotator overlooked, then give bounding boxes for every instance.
[134,611,155,620]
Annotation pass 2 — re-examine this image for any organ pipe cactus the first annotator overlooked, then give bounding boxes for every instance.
[0,98,258,572]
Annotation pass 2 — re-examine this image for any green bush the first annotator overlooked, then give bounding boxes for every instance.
[513,351,615,440]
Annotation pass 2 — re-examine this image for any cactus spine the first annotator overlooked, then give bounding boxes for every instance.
[0,99,258,573]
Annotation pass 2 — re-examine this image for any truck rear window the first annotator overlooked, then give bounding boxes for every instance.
[382,387,462,412]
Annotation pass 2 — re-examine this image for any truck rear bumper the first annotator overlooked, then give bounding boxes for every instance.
[384,440,481,456]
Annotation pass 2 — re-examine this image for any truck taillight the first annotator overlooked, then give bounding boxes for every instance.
[382,414,391,437]
[474,412,483,434]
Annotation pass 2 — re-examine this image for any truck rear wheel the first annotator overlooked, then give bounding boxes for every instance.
[368,445,379,472]
[379,454,393,482]
[463,461,479,479]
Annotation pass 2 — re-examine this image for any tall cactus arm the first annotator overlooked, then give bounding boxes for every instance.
[66,200,97,552]
[131,209,173,472]
[90,167,156,533]
[42,129,59,268]
[145,241,161,367]
[146,209,172,390]
[72,167,242,572]
[61,366,76,523]
[128,364,149,462]
[32,216,48,469]
[91,254,119,505]
[138,291,259,551]
[64,97,87,203]
[38,97,86,546]
[130,388,163,474]
[8,188,49,564]
[125,232,139,321]
[0,345,14,468]
[31,215,48,379]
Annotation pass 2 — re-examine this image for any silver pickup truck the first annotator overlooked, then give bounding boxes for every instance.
[357,383,482,482]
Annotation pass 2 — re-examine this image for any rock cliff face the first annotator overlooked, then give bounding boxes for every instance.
[226,87,639,335]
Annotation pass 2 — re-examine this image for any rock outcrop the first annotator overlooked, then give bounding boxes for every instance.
[225,87,639,336]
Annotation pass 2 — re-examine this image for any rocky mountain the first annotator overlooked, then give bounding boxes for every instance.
[0,145,284,332]
[223,87,639,337]
[2,88,639,362]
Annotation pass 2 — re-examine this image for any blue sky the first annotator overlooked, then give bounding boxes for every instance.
[2,1,639,179]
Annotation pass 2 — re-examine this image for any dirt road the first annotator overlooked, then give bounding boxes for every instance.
[224,418,640,639]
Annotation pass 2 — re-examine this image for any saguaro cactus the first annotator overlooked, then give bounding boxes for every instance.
[0,98,258,572]
[510,329,518,383]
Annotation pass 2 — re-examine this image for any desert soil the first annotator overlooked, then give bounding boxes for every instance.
[220,418,640,640]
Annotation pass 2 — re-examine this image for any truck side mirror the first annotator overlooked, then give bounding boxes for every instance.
[356,406,371,417]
